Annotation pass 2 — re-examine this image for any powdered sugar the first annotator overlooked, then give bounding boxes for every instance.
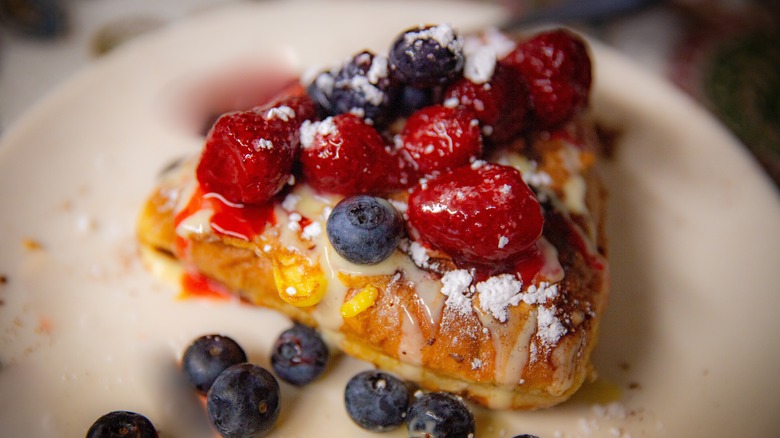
[300,118,337,148]
[522,281,559,306]
[281,193,301,211]
[253,138,274,150]
[345,75,385,106]
[366,54,389,84]
[405,239,430,268]
[404,23,461,53]
[440,269,474,316]
[463,45,496,84]
[264,105,296,122]
[301,221,322,240]
[443,97,460,108]
[475,274,523,322]
[536,306,566,345]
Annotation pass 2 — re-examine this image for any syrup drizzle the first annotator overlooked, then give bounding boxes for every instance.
[174,185,276,244]
[180,270,233,301]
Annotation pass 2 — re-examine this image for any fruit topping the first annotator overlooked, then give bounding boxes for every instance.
[307,51,395,123]
[182,334,248,395]
[407,163,543,266]
[397,104,483,178]
[396,85,436,117]
[86,411,158,438]
[501,29,592,129]
[389,24,465,88]
[300,113,406,195]
[444,63,529,143]
[196,94,316,205]
[406,392,475,438]
[344,370,410,432]
[326,195,404,265]
[207,363,281,438]
[271,324,329,386]
[271,246,328,307]
[340,284,379,318]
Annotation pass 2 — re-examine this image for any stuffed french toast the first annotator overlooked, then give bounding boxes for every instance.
[137,24,609,410]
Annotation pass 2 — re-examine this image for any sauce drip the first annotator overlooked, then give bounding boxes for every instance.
[174,185,276,241]
[469,243,546,283]
[180,270,233,301]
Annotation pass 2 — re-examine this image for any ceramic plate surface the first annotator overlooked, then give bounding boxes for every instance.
[1,1,779,437]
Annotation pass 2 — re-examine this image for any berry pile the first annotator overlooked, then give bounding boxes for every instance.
[194,24,592,271]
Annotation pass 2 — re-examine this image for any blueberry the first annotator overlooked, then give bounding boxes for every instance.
[407,392,475,438]
[308,51,396,122]
[344,370,410,431]
[389,24,465,88]
[271,324,329,386]
[182,334,247,395]
[86,410,158,438]
[207,363,281,438]
[326,195,404,265]
[307,70,337,118]
[397,85,437,117]
[512,435,540,438]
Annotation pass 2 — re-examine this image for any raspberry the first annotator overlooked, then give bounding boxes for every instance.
[196,94,316,205]
[501,29,592,129]
[444,63,529,143]
[398,104,482,179]
[299,113,403,195]
[407,163,543,266]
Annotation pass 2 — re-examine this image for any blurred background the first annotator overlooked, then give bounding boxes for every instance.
[0,0,778,185]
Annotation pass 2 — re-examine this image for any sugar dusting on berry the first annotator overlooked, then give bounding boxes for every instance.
[253,138,274,150]
[366,54,389,84]
[403,23,461,52]
[300,118,337,148]
[265,105,296,121]
[463,45,496,84]
[345,76,386,106]
[315,72,335,95]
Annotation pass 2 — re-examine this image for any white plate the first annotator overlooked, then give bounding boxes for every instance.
[1,1,779,437]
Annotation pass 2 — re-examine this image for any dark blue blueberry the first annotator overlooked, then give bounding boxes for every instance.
[407,392,475,438]
[307,51,396,122]
[344,370,410,432]
[512,435,540,438]
[397,85,437,117]
[207,363,281,438]
[271,324,329,386]
[306,70,337,118]
[182,334,247,395]
[389,24,465,88]
[326,195,404,265]
[86,411,158,438]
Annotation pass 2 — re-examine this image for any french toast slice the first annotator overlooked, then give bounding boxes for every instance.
[137,25,609,409]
